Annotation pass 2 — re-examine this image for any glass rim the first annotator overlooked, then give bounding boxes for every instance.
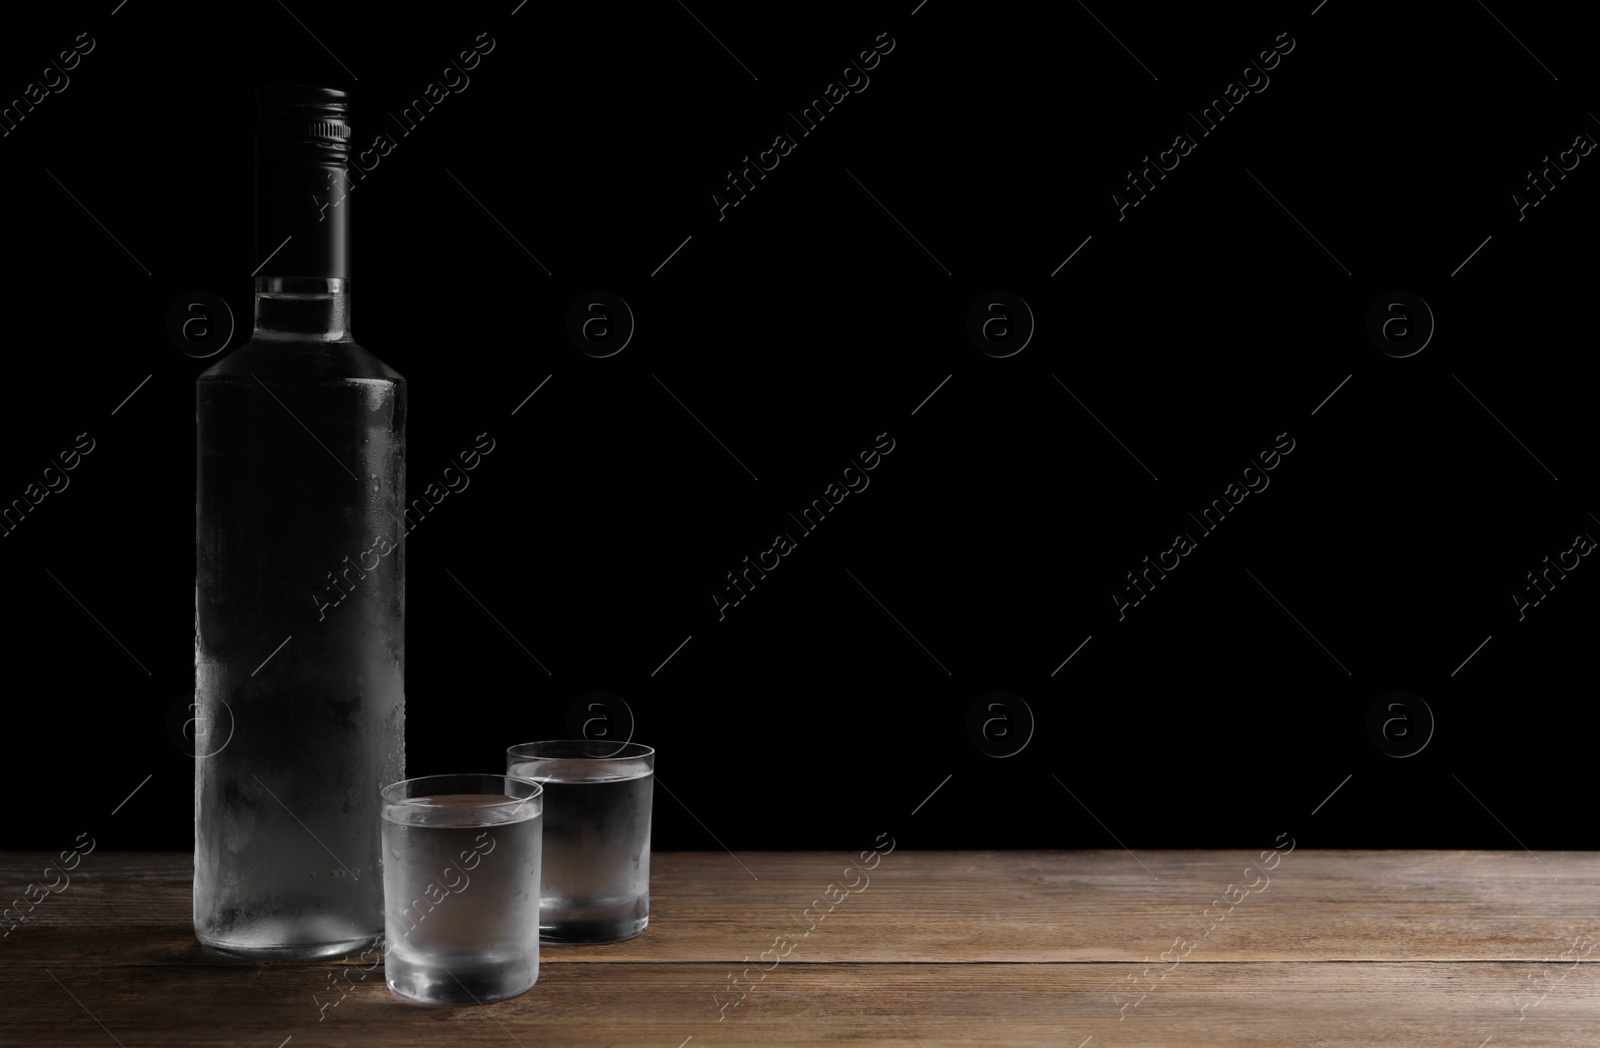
[380,772,544,806]
[506,739,655,761]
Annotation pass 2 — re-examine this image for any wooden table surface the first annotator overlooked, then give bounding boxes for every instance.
[2,849,1597,1046]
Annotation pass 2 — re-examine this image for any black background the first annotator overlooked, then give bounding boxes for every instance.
[1,1,1594,855]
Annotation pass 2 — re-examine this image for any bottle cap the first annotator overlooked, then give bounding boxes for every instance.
[253,85,352,277]
[256,85,351,165]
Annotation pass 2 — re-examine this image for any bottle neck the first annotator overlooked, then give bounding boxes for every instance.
[252,88,354,342]
[253,153,351,341]
[253,277,351,341]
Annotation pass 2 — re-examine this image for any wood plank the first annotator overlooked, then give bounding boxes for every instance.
[5,850,1599,964]
[2,961,1597,1047]
[6,850,1600,1046]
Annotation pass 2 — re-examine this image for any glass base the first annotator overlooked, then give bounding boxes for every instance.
[385,953,538,1004]
[196,930,382,962]
[541,914,648,944]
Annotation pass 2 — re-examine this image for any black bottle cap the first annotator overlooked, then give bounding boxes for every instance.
[256,85,351,164]
[254,85,351,278]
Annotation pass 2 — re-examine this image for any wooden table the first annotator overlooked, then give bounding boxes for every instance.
[3,849,1597,1046]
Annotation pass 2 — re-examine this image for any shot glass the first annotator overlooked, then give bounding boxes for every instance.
[380,773,542,1004]
[505,740,654,943]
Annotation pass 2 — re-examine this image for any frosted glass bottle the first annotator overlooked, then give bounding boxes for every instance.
[194,85,404,959]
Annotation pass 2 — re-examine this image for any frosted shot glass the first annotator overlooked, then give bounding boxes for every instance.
[380,774,542,1004]
[505,740,654,943]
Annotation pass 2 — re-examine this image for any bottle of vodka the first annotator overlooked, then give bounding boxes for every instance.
[194,85,405,959]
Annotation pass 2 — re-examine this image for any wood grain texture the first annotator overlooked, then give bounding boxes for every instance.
[3,850,1598,1046]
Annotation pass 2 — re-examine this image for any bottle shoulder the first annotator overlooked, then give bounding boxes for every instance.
[198,337,405,383]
